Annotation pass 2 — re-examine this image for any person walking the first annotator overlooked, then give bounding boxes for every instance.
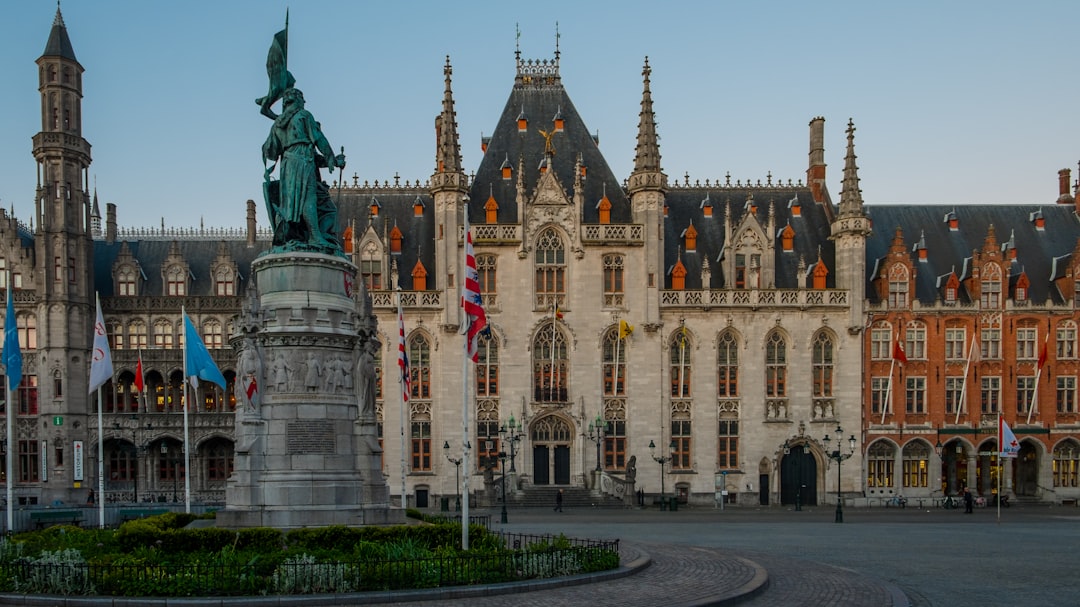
[963,487,974,513]
[555,489,564,512]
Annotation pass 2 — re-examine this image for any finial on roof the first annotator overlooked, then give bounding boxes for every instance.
[515,22,521,60]
[554,21,560,61]
[54,0,64,27]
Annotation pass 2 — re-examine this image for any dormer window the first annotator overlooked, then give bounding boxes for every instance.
[944,210,958,231]
[517,109,528,132]
[390,225,403,254]
[981,264,1002,308]
[481,134,491,153]
[552,107,564,132]
[701,194,712,218]
[579,163,587,179]
[887,264,909,309]
[780,224,795,252]
[412,260,428,291]
[1014,272,1030,302]
[812,259,829,289]
[369,197,381,218]
[597,194,612,225]
[485,190,499,224]
[670,259,687,290]
[413,196,425,217]
[1030,209,1045,230]
[789,195,801,217]
[682,223,698,252]
[342,225,354,254]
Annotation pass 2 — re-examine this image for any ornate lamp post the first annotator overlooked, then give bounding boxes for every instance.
[498,449,508,524]
[587,414,608,472]
[822,424,857,523]
[443,441,463,511]
[500,415,524,473]
[649,439,675,505]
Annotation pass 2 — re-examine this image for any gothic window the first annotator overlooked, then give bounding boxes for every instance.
[535,228,566,307]
[17,315,36,350]
[870,324,891,360]
[109,444,134,483]
[1057,321,1077,359]
[477,254,497,301]
[153,320,174,349]
[1057,377,1077,414]
[905,377,926,414]
[670,330,692,398]
[945,377,965,414]
[202,319,223,349]
[533,325,568,402]
[905,323,927,360]
[1052,440,1079,487]
[945,327,966,361]
[1016,325,1038,360]
[214,267,235,296]
[108,321,123,350]
[980,264,1002,308]
[718,418,738,469]
[18,440,39,483]
[165,266,186,296]
[602,327,627,397]
[870,377,888,414]
[717,331,738,397]
[476,333,499,397]
[902,442,930,488]
[604,406,627,470]
[17,376,38,415]
[359,260,382,291]
[671,419,692,470]
[68,257,76,283]
[203,440,232,482]
[408,335,431,400]
[867,442,895,488]
[981,376,1001,413]
[117,267,137,296]
[765,332,786,398]
[1017,376,1036,415]
[603,254,624,307]
[129,320,148,349]
[812,331,834,398]
[887,264,909,308]
[981,328,1001,359]
[411,420,432,472]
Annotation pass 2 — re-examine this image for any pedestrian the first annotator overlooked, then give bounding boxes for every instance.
[86,488,95,505]
[555,489,564,512]
[963,487,974,513]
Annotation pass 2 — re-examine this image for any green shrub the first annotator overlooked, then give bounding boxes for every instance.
[271,554,359,594]
[13,548,93,595]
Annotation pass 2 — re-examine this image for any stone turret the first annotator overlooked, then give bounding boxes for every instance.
[830,119,871,334]
[628,57,667,325]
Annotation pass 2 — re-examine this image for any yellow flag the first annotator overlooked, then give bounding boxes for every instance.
[619,319,634,339]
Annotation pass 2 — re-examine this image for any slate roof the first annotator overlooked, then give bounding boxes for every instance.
[93,238,265,298]
[42,8,78,63]
[864,204,1080,305]
[336,186,436,291]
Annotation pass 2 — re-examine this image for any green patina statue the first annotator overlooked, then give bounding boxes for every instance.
[257,20,344,255]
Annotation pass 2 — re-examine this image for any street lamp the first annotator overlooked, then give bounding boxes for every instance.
[443,440,462,511]
[587,414,608,472]
[822,424,857,523]
[500,415,524,473]
[498,449,508,523]
[649,439,675,506]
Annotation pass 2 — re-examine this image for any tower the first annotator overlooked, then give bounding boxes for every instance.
[431,57,468,327]
[830,119,870,333]
[32,5,95,504]
[627,57,667,325]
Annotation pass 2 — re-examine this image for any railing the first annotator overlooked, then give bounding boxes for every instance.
[661,289,849,308]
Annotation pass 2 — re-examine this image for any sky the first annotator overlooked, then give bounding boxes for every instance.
[0,1,1077,230]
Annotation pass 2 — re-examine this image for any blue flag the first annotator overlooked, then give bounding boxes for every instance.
[2,281,21,391]
[183,313,226,389]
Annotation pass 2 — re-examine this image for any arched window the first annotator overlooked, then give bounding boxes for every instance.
[602,327,627,396]
[153,320,174,349]
[408,335,431,400]
[117,267,137,296]
[1053,440,1079,487]
[477,254,497,304]
[214,266,235,296]
[603,254,624,307]
[1057,321,1077,360]
[203,438,234,483]
[534,228,565,308]
[476,333,499,397]
[202,319,223,349]
[812,332,834,397]
[165,266,186,296]
[129,320,148,349]
[887,264,909,309]
[670,329,692,398]
[867,442,895,488]
[17,315,36,350]
[902,441,930,488]
[765,332,786,397]
[980,263,1002,308]
[533,325,568,402]
[717,331,738,397]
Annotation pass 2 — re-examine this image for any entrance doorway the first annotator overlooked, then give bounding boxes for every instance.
[780,445,818,506]
[1014,442,1039,496]
[531,415,573,485]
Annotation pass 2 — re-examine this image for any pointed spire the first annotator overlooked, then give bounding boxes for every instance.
[632,57,662,174]
[43,1,78,62]
[435,55,462,175]
[838,118,864,218]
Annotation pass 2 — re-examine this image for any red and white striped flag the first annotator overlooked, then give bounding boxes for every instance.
[462,215,488,363]
[398,297,410,403]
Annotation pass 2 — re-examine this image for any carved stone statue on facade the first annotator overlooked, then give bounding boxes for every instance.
[235,337,262,413]
[357,337,380,420]
[626,455,637,481]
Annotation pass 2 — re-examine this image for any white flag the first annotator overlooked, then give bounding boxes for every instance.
[88,295,114,393]
[999,416,1020,459]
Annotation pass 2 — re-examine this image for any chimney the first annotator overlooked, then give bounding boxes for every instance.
[1057,168,1075,205]
[105,203,117,244]
[246,199,257,247]
[807,117,826,204]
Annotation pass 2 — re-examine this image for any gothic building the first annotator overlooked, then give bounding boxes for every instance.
[2,9,1076,513]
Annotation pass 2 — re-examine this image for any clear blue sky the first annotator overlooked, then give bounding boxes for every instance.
[0,1,1076,230]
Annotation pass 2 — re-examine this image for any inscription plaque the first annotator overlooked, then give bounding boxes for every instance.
[287,420,336,454]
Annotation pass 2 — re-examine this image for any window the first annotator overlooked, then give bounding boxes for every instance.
[17,315,36,350]
[1057,377,1077,414]
[1052,441,1079,488]
[717,331,738,397]
[17,376,38,415]
[602,329,626,397]
[477,254,497,301]
[812,332,834,397]
[981,329,1001,360]
[871,377,888,414]
[410,421,431,471]
[905,377,926,414]
[166,266,186,296]
[765,332,787,397]
[359,260,382,291]
[476,334,499,397]
[603,254,624,307]
[671,420,691,470]
[718,419,738,469]
[477,420,500,469]
[206,444,231,482]
[945,328,966,360]
[867,442,894,488]
[158,446,185,484]
[887,265,909,308]
[905,324,926,360]
[1017,327,1038,360]
[153,320,173,349]
[408,336,431,400]
[945,377,965,415]
[870,326,891,360]
[18,440,39,483]
[129,321,148,350]
[68,257,76,283]
[604,417,627,470]
[534,326,568,402]
[670,330,692,398]
[203,319,223,349]
[1057,322,1077,360]
[980,278,1001,308]
[109,447,134,482]
[54,257,61,282]
[214,267,235,296]
[981,376,1001,414]
[117,268,137,296]
[1017,376,1036,414]
[535,229,566,306]
[902,442,930,488]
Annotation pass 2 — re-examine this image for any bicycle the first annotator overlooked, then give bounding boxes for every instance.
[885,495,908,508]
[941,495,959,510]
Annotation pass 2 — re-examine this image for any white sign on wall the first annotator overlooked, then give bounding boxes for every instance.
[40,440,47,482]
[73,440,84,482]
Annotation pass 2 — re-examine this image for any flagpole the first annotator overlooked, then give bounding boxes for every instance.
[883,357,895,426]
[614,324,621,397]
[461,211,470,551]
[5,379,12,532]
[997,414,1003,522]
[1028,367,1042,425]
[96,388,105,527]
[678,329,686,399]
[181,307,191,513]
[397,289,407,511]
[3,276,16,532]
[550,303,556,400]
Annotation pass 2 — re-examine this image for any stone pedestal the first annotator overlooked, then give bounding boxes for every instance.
[218,252,402,529]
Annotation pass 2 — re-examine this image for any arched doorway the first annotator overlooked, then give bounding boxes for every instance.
[941,440,969,495]
[780,445,818,506]
[531,415,573,485]
[1014,441,1039,496]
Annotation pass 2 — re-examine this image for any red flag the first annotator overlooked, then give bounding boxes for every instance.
[1037,333,1049,370]
[134,350,145,393]
[462,218,488,363]
[892,333,908,365]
